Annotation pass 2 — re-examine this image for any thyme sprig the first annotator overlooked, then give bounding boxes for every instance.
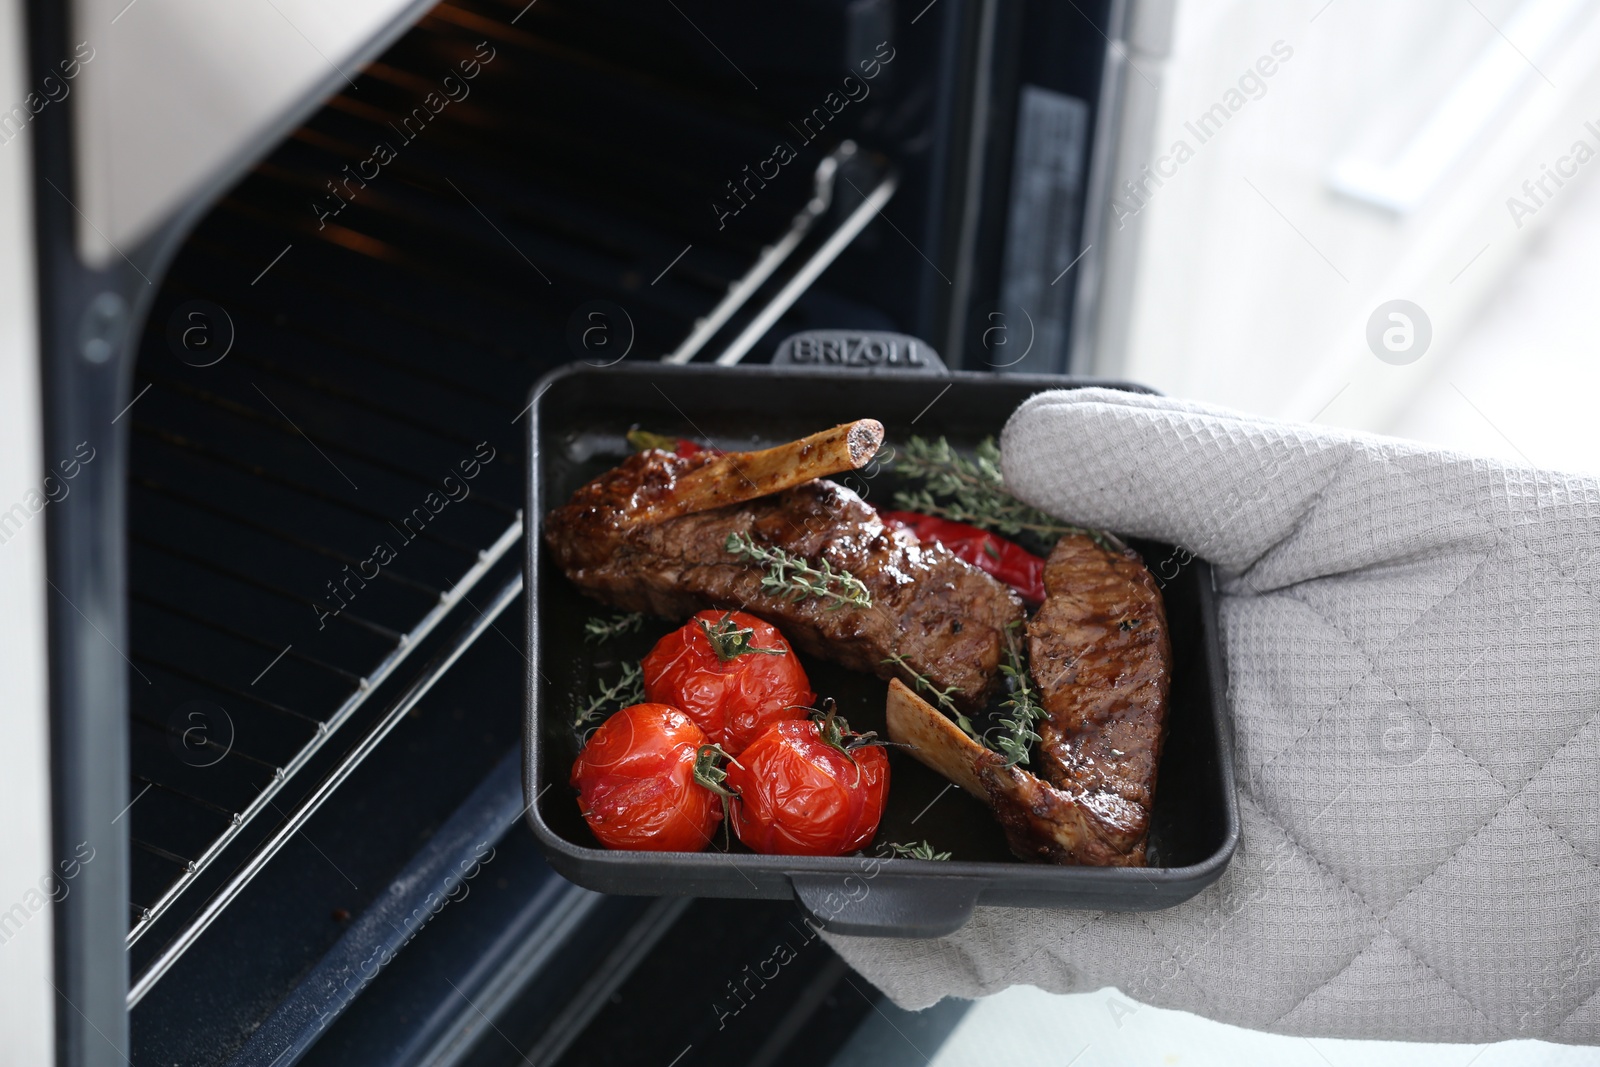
[583,611,645,643]
[878,840,952,861]
[892,435,1124,552]
[882,652,976,738]
[573,661,644,739]
[724,532,873,610]
[993,620,1045,766]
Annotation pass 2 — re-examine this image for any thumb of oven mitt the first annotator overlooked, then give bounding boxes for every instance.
[825,387,1600,1043]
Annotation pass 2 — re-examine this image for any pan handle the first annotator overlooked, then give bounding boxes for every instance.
[790,872,982,939]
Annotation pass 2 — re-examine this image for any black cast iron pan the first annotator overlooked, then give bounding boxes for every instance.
[523,354,1237,938]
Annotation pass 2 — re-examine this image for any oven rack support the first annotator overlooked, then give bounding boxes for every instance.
[661,141,898,367]
[127,552,524,1007]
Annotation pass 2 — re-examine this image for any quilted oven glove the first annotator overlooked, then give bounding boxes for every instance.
[825,387,1600,1043]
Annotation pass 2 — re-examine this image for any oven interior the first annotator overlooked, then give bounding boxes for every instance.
[117,0,1117,1062]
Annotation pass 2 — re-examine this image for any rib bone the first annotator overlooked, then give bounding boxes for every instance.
[629,420,884,525]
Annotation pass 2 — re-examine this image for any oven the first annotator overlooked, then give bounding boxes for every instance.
[8,0,1169,1062]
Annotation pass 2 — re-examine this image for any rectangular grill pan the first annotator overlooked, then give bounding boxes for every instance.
[524,361,1238,938]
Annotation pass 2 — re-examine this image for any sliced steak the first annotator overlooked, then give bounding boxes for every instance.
[885,532,1172,866]
[1029,533,1170,808]
[1003,532,1171,863]
[545,448,1025,709]
[886,677,1149,866]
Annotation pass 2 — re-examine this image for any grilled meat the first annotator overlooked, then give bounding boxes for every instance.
[545,448,1026,709]
[887,532,1170,866]
[976,754,1151,866]
[886,678,1149,865]
[996,532,1170,864]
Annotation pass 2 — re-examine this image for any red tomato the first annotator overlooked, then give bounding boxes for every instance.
[726,718,889,856]
[570,703,721,852]
[642,610,815,755]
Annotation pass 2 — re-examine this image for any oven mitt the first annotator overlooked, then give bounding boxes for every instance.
[825,387,1600,1043]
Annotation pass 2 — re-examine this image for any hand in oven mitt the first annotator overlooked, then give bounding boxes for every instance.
[825,387,1600,1043]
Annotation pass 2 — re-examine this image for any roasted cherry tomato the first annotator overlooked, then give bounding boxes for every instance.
[881,510,1046,605]
[725,711,889,856]
[570,703,721,852]
[642,610,815,755]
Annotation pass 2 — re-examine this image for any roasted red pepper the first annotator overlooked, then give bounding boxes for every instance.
[881,510,1046,605]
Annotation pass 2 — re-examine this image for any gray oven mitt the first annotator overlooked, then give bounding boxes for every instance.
[825,387,1600,1043]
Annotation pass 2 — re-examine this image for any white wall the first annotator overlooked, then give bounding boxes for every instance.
[1106,0,1600,475]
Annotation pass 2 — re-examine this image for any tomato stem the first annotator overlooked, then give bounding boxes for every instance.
[692,743,738,797]
[816,698,849,755]
[698,611,786,662]
[693,743,739,849]
[810,698,884,787]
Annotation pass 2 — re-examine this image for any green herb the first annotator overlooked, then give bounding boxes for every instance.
[627,428,680,452]
[992,620,1045,766]
[892,435,1123,551]
[724,532,873,610]
[809,697,884,785]
[882,652,976,739]
[699,611,786,661]
[693,744,739,849]
[574,661,644,737]
[693,743,738,798]
[879,840,952,861]
[583,611,645,643]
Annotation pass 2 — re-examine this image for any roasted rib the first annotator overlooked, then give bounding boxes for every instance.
[888,532,1170,866]
[545,447,1026,709]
